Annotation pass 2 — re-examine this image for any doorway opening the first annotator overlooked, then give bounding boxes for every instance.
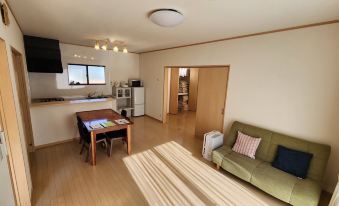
[163,66,230,138]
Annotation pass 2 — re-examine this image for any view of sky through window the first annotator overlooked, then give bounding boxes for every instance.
[68,65,87,85]
[68,64,105,85]
[88,66,105,84]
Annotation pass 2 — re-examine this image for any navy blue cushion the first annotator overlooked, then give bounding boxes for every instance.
[272,145,313,179]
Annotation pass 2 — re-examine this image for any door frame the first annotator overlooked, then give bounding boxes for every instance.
[0,38,31,205]
[162,65,230,124]
[11,48,35,152]
[163,67,170,123]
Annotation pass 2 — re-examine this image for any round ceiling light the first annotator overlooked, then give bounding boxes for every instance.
[149,9,184,27]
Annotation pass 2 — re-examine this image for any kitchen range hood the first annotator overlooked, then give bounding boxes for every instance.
[24,35,63,73]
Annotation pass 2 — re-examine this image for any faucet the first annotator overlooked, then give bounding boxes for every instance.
[88,91,97,98]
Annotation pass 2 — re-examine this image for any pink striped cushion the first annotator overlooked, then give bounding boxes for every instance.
[232,131,261,159]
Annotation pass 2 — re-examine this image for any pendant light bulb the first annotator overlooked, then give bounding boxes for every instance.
[94,41,100,50]
[123,48,128,53]
[101,43,108,51]
[113,46,119,52]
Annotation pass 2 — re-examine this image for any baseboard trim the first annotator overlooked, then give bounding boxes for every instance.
[145,115,163,123]
[34,138,76,150]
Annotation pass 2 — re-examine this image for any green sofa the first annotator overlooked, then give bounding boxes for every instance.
[212,121,331,206]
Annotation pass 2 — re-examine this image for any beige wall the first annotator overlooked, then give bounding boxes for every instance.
[0,0,32,195]
[140,23,339,192]
[29,43,140,99]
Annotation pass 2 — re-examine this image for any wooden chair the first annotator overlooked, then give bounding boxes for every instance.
[77,120,108,162]
[77,116,83,144]
[105,110,128,156]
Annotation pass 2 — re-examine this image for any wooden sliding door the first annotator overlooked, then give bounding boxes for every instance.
[169,68,179,114]
[0,93,16,206]
[0,39,31,206]
[195,67,229,137]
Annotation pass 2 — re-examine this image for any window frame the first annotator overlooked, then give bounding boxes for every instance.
[68,63,106,85]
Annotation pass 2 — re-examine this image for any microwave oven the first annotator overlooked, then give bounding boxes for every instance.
[128,79,143,87]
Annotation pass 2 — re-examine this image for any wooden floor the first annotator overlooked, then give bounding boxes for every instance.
[30,112,331,206]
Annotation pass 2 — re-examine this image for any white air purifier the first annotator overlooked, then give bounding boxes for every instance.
[202,131,224,161]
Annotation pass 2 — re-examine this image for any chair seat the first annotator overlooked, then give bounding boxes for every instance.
[251,162,298,202]
[106,129,127,157]
[106,129,127,139]
[289,178,321,206]
[212,146,232,166]
[221,150,263,182]
[84,133,107,144]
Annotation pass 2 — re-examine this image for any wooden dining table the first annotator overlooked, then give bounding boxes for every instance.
[76,109,133,166]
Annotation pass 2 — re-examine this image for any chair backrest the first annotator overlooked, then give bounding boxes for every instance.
[77,119,90,140]
[225,121,331,183]
[121,110,127,117]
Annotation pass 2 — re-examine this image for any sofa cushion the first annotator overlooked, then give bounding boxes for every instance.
[221,150,263,182]
[251,162,298,202]
[306,143,331,184]
[289,179,321,206]
[267,133,331,183]
[272,145,313,179]
[212,146,232,166]
[232,131,261,159]
[225,121,274,162]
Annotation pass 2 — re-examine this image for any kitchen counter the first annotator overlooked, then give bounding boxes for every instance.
[30,97,114,107]
[30,97,117,147]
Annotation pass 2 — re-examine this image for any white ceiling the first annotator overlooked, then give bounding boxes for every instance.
[7,0,339,53]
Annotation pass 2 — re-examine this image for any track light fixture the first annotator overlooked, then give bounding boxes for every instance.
[101,41,108,51]
[93,39,128,53]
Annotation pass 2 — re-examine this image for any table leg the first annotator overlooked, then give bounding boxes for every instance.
[91,131,96,165]
[127,125,131,155]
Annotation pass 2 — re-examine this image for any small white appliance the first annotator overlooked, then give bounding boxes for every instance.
[128,79,143,87]
[202,131,224,161]
[132,87,144,116]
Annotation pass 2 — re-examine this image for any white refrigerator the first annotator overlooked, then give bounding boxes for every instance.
[132,87,145,116]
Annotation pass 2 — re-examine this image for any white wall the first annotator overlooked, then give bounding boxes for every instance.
[140,23,339,192]
[0,0,32,195]
[29,43,140,99]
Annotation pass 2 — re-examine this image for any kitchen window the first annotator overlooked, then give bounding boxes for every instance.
[68,64,106,85]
